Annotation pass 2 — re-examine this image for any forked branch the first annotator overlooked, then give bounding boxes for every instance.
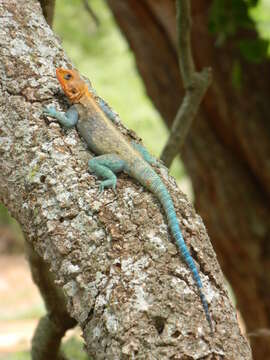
[160,0,212,167]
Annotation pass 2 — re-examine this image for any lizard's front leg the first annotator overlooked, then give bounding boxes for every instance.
[43,105,78,128]
[88,154,125,194]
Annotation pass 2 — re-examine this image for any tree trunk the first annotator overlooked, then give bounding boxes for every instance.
[0,0,251,358]
[107,0,270,358]
[38,0,55,27]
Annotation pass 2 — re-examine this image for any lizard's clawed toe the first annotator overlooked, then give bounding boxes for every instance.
[43,105,57,117]
[98,184,104,197]
[97,180,117,196]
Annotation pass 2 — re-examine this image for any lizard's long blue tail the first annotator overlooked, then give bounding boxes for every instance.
[137,166,213,332]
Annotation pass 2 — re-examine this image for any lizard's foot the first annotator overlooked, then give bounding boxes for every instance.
[98,178,117,196]
[98,184,104,197]
[43,105,58,118]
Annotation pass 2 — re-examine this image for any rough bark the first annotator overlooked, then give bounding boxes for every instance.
[0,0,251,359]
[107,0,270,358]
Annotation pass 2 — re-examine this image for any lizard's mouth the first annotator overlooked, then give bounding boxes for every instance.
[56,68,68,86]
[56,68,62,78]
[56,68,75,99]
[55,67,88,103]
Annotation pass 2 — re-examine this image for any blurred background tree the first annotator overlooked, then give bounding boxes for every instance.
[2,0,270,358]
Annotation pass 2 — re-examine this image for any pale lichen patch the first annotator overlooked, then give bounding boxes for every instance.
[104,310,119,334]
[133,286,149,311]
[121,255,150,277]
[147,230,167,253]
[92,326,101,340]
[63,280,79,297]
[10,38,30,56]
[170,277,193,296]
[60,260,80,276]
[0,137,13,152]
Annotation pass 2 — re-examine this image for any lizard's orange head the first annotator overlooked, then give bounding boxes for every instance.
[56,68,88,103]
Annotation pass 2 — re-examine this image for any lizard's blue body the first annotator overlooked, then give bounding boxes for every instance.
[44,68,213,333]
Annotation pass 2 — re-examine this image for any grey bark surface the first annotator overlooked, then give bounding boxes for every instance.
[0,0,251,359]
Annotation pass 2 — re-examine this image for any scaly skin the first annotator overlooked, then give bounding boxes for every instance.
[43,68,213,333]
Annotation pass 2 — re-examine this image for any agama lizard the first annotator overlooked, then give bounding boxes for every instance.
[43,68,213,333]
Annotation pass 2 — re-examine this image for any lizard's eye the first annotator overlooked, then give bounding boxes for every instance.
[64,73,72,80]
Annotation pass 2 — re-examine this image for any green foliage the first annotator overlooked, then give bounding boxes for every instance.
[4,350,29,360]
[62,336,89,360]
[250,0,270,40]
[0,203,24,251]
[231,60,243,90]
[209,0,257,38]
[0,203,12,224]
[237,38,269,62]
[209,0,269,61]
[4,336,89,360]
[0,304,45,322]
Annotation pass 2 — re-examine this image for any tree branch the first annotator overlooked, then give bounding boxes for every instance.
[82,0,100,27]
[38,0,55,27]
[160,0,212,167]
[177,0,194,83]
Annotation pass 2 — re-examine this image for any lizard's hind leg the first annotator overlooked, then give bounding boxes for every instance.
[131,141,157,165]
[131,141,164,168]
[88,154,125,194]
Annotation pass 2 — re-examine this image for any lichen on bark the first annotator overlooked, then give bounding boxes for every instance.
[0,0,252,359]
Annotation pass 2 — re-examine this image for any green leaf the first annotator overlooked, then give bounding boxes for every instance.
[209,0,255,38]
[231,60,243,90]
[237,38,269,62]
